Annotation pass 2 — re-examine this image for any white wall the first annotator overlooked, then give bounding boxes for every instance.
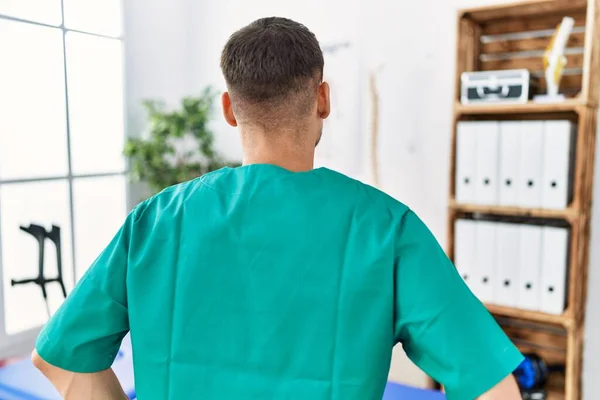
[123,0,194,129]
[123,0,600,396]
[583,107,600,400]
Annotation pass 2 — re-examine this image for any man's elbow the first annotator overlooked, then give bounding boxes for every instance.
[31,349,76,398]
[32,349,55,376]
[31,349,46,371]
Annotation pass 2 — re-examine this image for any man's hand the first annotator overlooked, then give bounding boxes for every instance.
[477,374,521,400]
[32,350,128,400]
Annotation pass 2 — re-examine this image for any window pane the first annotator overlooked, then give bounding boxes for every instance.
[66,32,125,175]
[63,0,122,37]
[0,0,62,26]
[0,20,69,180]
[0,181,73,335]
[73,175,126,278]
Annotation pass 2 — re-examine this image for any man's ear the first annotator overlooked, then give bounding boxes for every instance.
[317,82,331,120]
[222,92,238,127]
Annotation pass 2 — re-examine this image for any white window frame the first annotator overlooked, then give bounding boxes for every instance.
[0,0,128,358]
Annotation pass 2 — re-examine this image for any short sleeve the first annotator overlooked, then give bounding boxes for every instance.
[394,211,523,399]
[35,208,138,373]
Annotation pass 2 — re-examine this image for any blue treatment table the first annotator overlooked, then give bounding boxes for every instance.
[0,336,445,400]
[382,382,445,400]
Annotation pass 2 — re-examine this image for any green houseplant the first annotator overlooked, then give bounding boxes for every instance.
[124,88,238,195]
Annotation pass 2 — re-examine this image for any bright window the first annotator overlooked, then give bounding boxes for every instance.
[0,2,126,357]
[0,0,62,26]
[0,20,68,180]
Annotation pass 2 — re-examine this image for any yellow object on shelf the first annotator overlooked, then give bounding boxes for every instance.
[537,17,575,101]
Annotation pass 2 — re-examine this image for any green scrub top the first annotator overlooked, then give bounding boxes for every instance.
[36,165,523,400]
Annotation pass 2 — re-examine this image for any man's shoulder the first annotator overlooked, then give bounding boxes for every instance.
[321,169,410,219]
[130,172,215,222]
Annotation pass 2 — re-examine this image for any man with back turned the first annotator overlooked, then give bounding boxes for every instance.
[33,17,522,400]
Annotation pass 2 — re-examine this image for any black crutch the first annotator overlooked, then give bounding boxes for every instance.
[11,224,67,318]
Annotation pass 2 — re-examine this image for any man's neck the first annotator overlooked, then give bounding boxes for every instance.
[243,149,315,172]
[240,127,316,172]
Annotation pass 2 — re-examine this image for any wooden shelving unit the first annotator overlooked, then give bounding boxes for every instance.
[449,200,579,221]
[455,99,585,115]
[445,1,600,399]
[485,304,572,328]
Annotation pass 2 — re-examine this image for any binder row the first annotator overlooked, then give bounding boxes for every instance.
[454,219,570,315]
[455,120,576,209]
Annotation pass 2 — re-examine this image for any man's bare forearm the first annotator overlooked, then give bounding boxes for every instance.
[477,374,521,400]
[32,350,128,400]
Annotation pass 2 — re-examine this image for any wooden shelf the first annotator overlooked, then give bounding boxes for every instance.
[447,1,600,398]
[547,391,566,400]
[486,304,572,327]
[454,99,584,115]
[547,372,567,400]
[460,0,588,23]
[449,201,578,221]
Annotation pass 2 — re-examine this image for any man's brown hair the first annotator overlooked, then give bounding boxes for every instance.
[220,17,324,126]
